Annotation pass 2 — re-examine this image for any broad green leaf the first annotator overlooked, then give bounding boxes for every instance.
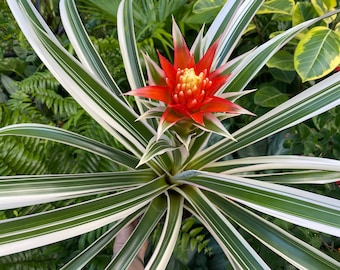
[173,171,340,236]
[295,26,340,82]
[145,192,183,270]
[185,71,340,170]
[312,0,337,23]
[266,51,295,71]
[205,192,340,270]
[0,176,169,256]
[178,186,270,269]
[254,85,289,107]
[257,0,294,15]
[0,170,154,209]
[61,212,143,270]
[292,2,320,27]
[193,0,225,14]
[0,124,140,169]
[107,195,167,269]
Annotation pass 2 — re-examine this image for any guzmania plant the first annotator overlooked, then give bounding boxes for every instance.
[1,0,340,269]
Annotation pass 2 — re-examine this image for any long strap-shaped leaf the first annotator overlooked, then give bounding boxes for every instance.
[7,0,156,163]
[220,9,340,94]
[106,195,167,270]
[250,171,340,184]
[205,191,340,270]
[172,171,340,236]
[0,123,141,169]
[186,72,340,170]
[61,211,144,270]
[0,169,154,209]
[176,186,270,269]
[0,176,169,256]
[60,0,128,103]
[206,155,340,173]
[146,191,183,270]
[211,0,264,67]
[203,0,243,49]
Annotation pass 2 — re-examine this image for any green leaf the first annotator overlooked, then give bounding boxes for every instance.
[186,71,340,170]
[0,176,169,256]
[257,0,294,15]
[205,155,340,177]
[61,212,142,270]
[205,192,340,270]
[292,2,319,27]
[137,137,178,167]
[107,195,167,269]
[312,0,337,23]
[60,0,126,102]
[173,171,340,236]
[294,26,340,82]
[0,170,155,208]
[146,192,183,269]
[117,0,144,91]
[0,124,140,169]
[254,85,289,107]
[179,186,270,269]
[211,0,264,66]
[266,51,295,71]
[193,0,225,14]
[7,0,156,159]
[220,10,340,94]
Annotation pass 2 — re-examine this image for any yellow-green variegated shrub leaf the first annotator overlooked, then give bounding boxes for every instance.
[294,26,340,82]
[311,0,337,24]
[257,0,294,15]
[292,2,321,27]
[267,51,295,71]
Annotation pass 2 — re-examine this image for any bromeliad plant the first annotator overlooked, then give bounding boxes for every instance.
[1,0,340,269]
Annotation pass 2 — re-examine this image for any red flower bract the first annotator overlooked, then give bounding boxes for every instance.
[126,20,249,136]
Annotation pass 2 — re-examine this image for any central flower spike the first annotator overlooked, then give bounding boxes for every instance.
[172,68,210,111]
[126,19,252,139]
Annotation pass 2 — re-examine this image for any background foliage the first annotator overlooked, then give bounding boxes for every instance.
[0,0,339,269]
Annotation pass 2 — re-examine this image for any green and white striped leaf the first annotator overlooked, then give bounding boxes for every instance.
[178,186,270,270]
[146,192,183,270]
[211,0,264,67]
[249,170,340,184]
[219,10,340,94]
[137,137,177,168]
[117,0,144,91]
[0,124,140,169]
[295,26,340,82]
[61,212,143,270]
[206,155,340,174]
[0,176,169,256]
[185,72,340,170]
[7,0,156,161]
[0,170,154,209]
[107,195,167,270]
[173,171,340,236]
[205,192,340,270]
[60,0,126,102]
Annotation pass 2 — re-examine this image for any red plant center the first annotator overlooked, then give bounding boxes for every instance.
[171,68,212,111]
